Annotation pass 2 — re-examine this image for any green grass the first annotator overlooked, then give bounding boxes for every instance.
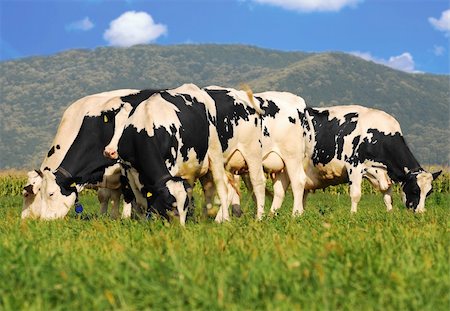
[0,187,449,310]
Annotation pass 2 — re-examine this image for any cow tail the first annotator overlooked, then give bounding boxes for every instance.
[240,84,265,115]
[303,108,315,167]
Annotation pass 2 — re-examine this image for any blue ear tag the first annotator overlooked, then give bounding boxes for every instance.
[75,202,84,214]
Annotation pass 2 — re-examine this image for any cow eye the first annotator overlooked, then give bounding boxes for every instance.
[49,192,55,197]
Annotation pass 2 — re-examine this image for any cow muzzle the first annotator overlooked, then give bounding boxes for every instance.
[104,147,119,160]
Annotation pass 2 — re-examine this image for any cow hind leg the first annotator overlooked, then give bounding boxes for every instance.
[284,159,307,217]
[239,151,266,220]
[269,171,290,215]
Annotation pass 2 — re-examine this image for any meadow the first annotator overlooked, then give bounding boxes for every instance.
[0,172,449,310]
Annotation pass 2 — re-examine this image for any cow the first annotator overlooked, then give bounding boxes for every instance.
[200,86,266,219]
[263,104,442,214]
[117,83,231,225]
[200,91,310,217]
[298,105,442,213]
[21,88,162,219]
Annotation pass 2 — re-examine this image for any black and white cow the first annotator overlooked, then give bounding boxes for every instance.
[201,91,310,217]
[117,83,232,225]
[201,86,266,219]
[298,105,441,213]
[21,89,161,219]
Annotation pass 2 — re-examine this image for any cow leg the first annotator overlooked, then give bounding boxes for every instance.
[200,173,216,216]
[212,172,231,223]
[229,175,242,217]
[303,190,309,209]
[348,167,363,213]
[240,151,266,220]
[109,189,121,219]
[382,187,393,212]
[97,188,109,215]
[284,159,307,217]
[269,171,290,215]
[122,200,132,218]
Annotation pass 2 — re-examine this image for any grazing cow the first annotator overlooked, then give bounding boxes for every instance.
[21,89,157,219]
[117,83,231,224]
[201,86,266,219]
[201,91,310,217]
[298,105,441,213]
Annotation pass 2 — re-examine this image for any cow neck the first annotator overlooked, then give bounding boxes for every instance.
[378,135,422,183]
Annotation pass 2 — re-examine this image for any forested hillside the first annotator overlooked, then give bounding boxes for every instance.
[0,44,448,169]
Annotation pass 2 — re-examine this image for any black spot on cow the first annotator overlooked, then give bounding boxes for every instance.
[288,116,296,124]
[350,129,421,183]
[55,107,124,194]
[205,89,256,152]
[47,146,55,158]
[121,89,163,115]
[308,108,358,165]
[260,99,280,118]
[160,92,209,163]
[263,127,270,137]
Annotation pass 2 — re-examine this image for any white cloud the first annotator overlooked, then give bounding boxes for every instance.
[103,11,167,47]
[350,51,419,73]
[251,0,362,12]
[429,9,450,35]
[433,45,445,56]
[66,17,94,31]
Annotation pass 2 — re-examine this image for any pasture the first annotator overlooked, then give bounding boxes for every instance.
[0,173,449,310]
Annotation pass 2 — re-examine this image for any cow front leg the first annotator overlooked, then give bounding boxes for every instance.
[269,171,290,215]
[109,189,121,219]
[382,187,393,212]
[122,200,132,218]
[97,188,109,215]
[229,175,242,217]
[348,168,363,213]
[200,173,216,217]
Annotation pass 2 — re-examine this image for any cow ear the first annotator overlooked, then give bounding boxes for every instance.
[23,184,34,195]
[432,170,442,180]
[35,169,43,178]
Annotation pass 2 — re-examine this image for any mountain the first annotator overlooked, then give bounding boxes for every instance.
[0,44,448,169]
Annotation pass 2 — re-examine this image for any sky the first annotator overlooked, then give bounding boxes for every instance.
[0,0,449,74]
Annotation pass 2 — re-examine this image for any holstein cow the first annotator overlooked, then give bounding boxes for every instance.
[202,91,310,217]
[21,89,163,219]
[298,105,441,213]
[117,84,232,225]
[201,86,266,219]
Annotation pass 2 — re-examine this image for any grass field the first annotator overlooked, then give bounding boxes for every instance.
[0,179,449,310]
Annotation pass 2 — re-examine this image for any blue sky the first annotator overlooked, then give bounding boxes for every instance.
[1,0,449,74]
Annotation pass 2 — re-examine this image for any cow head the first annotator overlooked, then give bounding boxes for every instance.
[148,178,193,225]
[402,169,442,212]
[22,169,78,219]
[22,170,44,218]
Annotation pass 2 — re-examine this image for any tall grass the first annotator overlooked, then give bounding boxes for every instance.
[0,186,449,310]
